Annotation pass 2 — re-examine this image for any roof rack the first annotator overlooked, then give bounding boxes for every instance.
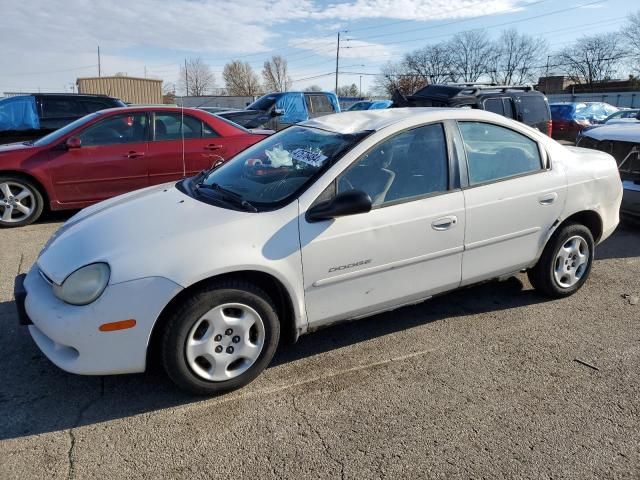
[448,83,534,94]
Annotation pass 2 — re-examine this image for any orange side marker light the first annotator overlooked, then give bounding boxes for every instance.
[99,319,136,332]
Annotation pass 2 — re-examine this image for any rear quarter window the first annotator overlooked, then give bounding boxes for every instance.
[520,96,549,124]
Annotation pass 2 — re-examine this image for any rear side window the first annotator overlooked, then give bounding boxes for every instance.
[306,95,335,114]
[502,99,514,118]
[458,122,542,185]
[483,98,504,115]
[153,113,216,140]
[41,98,85,118]
[520,96,549,124]
[80,100,112,113]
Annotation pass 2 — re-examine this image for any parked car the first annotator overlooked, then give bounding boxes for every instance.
[0,93,126,145]
[0,106,269,227]
[549,102,619,142]
[347,100,393,111]
[15,108,622,394]
[218,91,340,131]
[393,84,552,135]
[599,108,639,124]
[576,122,640,221]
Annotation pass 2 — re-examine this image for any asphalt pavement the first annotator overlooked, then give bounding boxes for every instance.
[0,215,638,479]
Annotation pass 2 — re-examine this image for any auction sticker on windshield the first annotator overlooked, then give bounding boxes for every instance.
[291,148,328,167]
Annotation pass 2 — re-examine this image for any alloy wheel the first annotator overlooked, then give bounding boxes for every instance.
[553,235,590,288]
[0,181,36,223]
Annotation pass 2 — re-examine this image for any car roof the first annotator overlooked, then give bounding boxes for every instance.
[95,105,205,114]
[302,107,501,134]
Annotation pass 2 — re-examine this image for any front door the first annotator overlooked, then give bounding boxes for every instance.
[49,112,150,206]
[299,123,465,326]
[456,121,566,285]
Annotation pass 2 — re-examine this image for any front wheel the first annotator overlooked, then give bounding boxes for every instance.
[161,281,280,395]
[0,176,44,228]
[528,222,595,298]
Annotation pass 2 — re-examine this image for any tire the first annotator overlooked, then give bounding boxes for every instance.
[161,280,280,395]
[0,176,44,228]
[528,222,595,298]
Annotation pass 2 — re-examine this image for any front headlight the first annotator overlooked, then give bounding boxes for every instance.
[53,263,110,306]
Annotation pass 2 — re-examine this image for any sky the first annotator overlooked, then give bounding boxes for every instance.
[0,0,637,96]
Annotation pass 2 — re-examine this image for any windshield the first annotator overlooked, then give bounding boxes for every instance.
[32,113,101,146]
[246,94,280,111]
[195,125,369,208]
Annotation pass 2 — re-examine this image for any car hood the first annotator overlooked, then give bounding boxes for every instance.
[0,141,33,153]
[37,182,253,285]
[580,123,640,142]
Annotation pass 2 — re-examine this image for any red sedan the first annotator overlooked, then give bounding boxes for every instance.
[0,107,270,227]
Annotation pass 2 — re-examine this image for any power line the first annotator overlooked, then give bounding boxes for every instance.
[345,0,609,49]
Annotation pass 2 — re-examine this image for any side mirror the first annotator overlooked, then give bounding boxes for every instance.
[66,137,81,149]
[272,108,285,117]
[306,189,372,222]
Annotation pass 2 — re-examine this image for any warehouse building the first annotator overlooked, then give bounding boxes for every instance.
[76,76,162,104]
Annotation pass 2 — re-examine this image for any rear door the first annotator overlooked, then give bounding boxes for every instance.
[147,111,239,184]
[457,121,566,285]
[49,112,150,205]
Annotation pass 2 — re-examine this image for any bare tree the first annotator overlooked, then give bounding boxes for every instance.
[304,84,323,92]
[488,29,547,85]
[403,41,454,84]
[555,33,627,91]
[223,60,262,96]
[623,11,640,72]
[449,30,492,82]
[373,61,427,97]
[336,84,360,96]
[262,55,292,92]
[179,57,215,96]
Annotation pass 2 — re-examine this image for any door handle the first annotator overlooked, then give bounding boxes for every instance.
[538,192,558,205]
[125,151,145,159]
[431,216,458,231]
[205,144,223,151]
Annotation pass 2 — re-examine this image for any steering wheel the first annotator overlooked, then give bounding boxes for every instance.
[338,176,355,193]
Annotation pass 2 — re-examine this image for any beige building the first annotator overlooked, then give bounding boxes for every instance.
[76,76,162,104]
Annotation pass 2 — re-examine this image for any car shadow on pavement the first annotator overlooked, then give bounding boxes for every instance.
[0,275,548,441]
[594,224,640,260]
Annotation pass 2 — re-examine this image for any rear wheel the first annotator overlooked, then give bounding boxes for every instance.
[0,176,44,228]
[528,222,594,298]
[161,280,280,395]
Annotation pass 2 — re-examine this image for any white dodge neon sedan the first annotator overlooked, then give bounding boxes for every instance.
[15,108,622,394]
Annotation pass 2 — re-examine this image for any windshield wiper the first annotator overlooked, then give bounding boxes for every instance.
[195,182,258,212]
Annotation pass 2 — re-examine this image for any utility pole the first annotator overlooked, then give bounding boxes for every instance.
[98,46,101,77]
[144,66,147,78]
[545,55,550,78]
[359,75,362,98]
[184,59,189,96]
[335,32,340,93]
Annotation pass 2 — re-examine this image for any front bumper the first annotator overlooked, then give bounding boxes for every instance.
[22,265,182,375]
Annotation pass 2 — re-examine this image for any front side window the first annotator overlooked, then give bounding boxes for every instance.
[78,113,148,146]
[196,126,368,207]
[458,122,543,185]
[337,123,449,206]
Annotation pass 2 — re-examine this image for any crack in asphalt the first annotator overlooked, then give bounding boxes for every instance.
[292,395,346,479]
[66,377,105,480]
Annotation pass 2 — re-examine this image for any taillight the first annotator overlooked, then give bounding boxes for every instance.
[546,120,552,137]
